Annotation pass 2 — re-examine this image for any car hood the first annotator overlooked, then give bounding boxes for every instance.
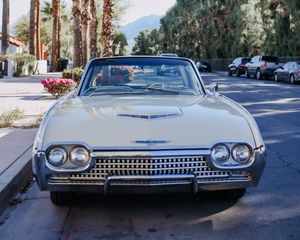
[41,95,256,150]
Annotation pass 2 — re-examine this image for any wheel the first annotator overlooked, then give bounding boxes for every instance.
[290,74,295,84]
[236,69,240,77]
[256,69,262,80]
[50,191,73,206]
[228,70,232,76]
[218,188,246,200]
[274,73,278,82]
[245,69,250,78]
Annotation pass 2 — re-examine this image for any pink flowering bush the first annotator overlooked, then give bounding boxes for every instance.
[41,78,76,98]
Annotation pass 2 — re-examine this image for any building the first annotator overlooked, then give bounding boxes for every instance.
[0,33,25,54]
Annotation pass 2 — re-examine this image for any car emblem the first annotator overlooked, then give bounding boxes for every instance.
[134,140,171,145]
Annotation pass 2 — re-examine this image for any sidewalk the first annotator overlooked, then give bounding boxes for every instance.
[0,129,37,218]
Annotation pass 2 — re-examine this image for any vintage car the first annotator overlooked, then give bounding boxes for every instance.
[32,56,266,205]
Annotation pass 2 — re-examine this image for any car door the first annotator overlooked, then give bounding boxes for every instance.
[282,63,291,81]
[249,56,258,74]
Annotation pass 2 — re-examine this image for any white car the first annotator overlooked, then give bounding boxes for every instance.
[33,56,266,205]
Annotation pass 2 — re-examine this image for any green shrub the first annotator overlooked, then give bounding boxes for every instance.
[13,53,36,77]
[0,108,24,128]
[62,67,84,84]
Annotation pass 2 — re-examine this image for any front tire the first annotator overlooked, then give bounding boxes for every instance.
[228,70,232,76]
[274,73,279,82]
[236,69,240,77]
[245,69,250,78]
[50,191,73,206]
[256,69,262,80]
[290,74,295,84]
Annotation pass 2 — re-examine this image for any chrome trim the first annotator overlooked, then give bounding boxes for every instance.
[91,150,211,157]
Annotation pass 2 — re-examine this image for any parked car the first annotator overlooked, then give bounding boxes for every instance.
[228,57,251,76]
[196,61,212,72]
[274,62,300,84]
[245,55,284,80]
[33,56,265,206]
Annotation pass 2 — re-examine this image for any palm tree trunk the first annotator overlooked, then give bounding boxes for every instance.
[29,0,37,56]
[101,0,114,57]
[1,0,10,54]
[36,0,41,60]
[72,0,82,67]
[51,0,61,71]
[81,0,89,66]
[89,0,98,59]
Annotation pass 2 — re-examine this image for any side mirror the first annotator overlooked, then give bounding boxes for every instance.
[206,83,218,94]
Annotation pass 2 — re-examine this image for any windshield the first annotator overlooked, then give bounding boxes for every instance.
[262,56,279,62]
[79,58,204,96]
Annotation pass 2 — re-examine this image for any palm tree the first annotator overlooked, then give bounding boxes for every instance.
[81,0,89,66]
[89,0,98,59]
[51,0,61,71]
[36,0,41,60]
[1,0,10,54]
[29,0,37,56]
[72,0,82,67]
[101,0,114,57]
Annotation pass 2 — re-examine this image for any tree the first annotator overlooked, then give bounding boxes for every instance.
[101,0,114,57]
[132,30,152,55]
[51,0,61,71]
[29,0,37,56]
[81,0,89,65]
[72,0,82,67]
[112,31,127,56]
[1,0,10,54]
[89,0,98,59]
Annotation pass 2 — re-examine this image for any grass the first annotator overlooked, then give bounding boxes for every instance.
[0,108,24,128]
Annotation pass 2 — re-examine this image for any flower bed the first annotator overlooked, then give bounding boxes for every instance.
[41,78,77,98]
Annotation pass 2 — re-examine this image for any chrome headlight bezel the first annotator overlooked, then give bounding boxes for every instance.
[45,144,92,172]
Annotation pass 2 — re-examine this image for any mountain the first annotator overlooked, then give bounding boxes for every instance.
[121,14,162,53]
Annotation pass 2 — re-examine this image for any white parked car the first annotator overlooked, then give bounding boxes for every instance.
[33,56,266,205]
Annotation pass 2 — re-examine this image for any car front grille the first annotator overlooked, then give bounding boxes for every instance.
[48,156,251,185]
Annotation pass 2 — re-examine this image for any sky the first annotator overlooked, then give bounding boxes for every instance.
[0,0,176,31]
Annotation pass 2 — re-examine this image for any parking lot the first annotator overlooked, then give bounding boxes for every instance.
[0,72,299,240]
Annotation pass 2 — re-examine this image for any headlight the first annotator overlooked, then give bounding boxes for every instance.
[47,147,67,167]
[211,144,230,164]
[232,144,252,163]
[70,147,90,167]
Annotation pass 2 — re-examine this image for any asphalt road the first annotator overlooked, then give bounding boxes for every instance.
[1,72,300,240]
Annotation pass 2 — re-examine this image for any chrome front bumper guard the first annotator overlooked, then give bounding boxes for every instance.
[103,175,199,195]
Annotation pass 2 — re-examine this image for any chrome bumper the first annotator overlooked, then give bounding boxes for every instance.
[33,148,265,194]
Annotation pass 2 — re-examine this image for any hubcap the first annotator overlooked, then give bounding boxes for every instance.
[290,75,294,84]
[257,71,260,80]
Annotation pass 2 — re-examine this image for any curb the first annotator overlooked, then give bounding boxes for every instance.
[0,146,33,218]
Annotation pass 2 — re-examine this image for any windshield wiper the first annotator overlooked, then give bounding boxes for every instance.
[142,86,195,95]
